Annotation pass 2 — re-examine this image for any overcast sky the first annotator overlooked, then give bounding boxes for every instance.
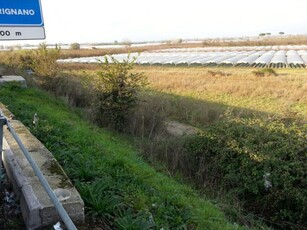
[1,0,307,45]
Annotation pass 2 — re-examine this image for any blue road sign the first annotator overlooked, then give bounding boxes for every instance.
[0,0,44,26]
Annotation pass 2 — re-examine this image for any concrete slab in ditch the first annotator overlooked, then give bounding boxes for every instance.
[2,117,84,229]
[0,75,27,88]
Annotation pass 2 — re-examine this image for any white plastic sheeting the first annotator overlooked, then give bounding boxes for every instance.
[158,45,307,53]
[58,49,307,68]
[287,51,305,65]
[189,56,219,65]
[253,51,276,64]
[237,54,261,64]
[298,50,307,56]
[221,54,249,65]
[270,54,287,64]
[301,55,307,64]
[204,55,235,64]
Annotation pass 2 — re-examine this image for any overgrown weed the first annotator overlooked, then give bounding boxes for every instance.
[252,68,278,77]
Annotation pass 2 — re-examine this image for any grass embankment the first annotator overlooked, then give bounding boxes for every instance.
[0,85,243,229]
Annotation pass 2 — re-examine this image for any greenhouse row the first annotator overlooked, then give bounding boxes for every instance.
[59,50,307,68]
[159,45,307,52]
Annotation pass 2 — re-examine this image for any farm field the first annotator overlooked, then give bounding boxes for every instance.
[61,64,307,122]
[139,66,307,121]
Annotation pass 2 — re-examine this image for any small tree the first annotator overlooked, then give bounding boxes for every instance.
[70,42,81,50]
[92,55,147,130]
[171,38,183,44]
[30,43,61,90]
[122,39,132,47]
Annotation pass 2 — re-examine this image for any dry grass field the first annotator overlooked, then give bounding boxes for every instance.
[59,63,307,129]
[136,66,307,122]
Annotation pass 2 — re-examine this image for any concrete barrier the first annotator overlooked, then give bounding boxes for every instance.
[1,104,84,229]
[0,75,27,88]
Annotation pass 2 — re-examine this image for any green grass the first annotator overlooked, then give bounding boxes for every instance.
[0,84,246,229]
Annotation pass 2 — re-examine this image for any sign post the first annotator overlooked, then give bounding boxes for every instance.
[0,0,45,40]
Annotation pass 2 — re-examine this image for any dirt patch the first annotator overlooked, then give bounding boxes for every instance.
[165,120,197,136]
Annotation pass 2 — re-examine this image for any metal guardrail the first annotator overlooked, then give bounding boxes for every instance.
[0,111,77,230]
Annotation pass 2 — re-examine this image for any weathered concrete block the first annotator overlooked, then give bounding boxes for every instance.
[21,185,41,230]
[28,176,85,226]
[0,75,27,88]
[1,107,85,229]
[2,146,29,198]
[4,120,43,152]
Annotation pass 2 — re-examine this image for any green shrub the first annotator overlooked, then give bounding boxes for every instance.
[70,43,81,50]
[30,43,61,90]
[183,117,307,229]
[0,51,27,75]
[252,68,277,77]
[207,70,231,77]
[52,74,91,107]
[92,55,147,130]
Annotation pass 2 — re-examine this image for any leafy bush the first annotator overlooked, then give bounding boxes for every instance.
[30,43,61,89]
[92,55,147,130]
[172,38,183,44]
[207,70,231,77]
[51,74,91,107]
[183,117,307,229]
[122,39,132,47]
[70,43,81,50]
[252,68,277,77]
[0,50,28,75]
